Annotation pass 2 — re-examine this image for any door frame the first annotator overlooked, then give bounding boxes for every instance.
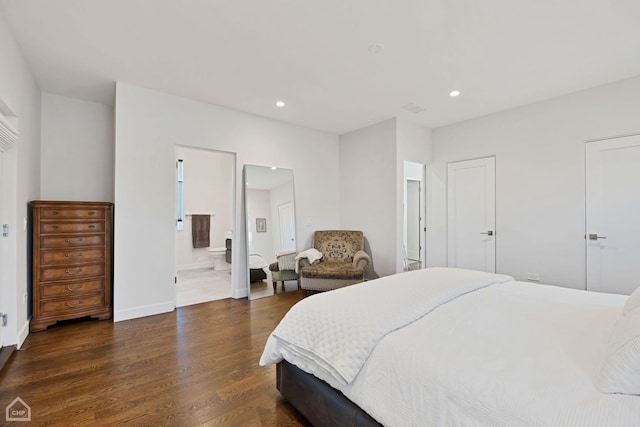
[403,161,426,272]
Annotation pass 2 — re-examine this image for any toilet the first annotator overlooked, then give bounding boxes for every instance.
[208,247,230,270]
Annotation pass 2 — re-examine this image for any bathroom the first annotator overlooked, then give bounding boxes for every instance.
[175,146,234,306]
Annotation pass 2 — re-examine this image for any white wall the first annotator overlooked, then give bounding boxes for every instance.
[339,118,432,278]
[114,83,340,321]
[175,146,233,270]
[428,76,640,289]
[340,119,397,278]
[41,94,114,202]
[0,10,41,347]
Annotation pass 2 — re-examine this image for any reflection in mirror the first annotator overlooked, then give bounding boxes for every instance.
[244,165,297,300]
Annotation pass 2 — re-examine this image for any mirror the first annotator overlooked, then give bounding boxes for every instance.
[243,165,297,299]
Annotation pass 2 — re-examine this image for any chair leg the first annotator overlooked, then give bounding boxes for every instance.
[272,281,277,293]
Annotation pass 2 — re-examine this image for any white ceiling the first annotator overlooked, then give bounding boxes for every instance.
[245,165,293,190]
[1,0,640,135]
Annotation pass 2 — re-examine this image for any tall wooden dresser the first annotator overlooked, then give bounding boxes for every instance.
[29,201,113,332]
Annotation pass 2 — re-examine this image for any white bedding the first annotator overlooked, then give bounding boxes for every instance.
[261,267,513,384]
[260,268,640,426]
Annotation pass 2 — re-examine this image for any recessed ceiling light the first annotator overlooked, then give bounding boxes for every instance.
[271,166,277,170]
[449,90,461,97]
[368,43,384,54]
[276,101,285,108]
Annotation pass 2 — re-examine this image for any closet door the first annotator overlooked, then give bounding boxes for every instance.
[586,134,640,295]
[447,157,496,273]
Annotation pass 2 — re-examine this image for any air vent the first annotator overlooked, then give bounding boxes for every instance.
[0,113,18,152]
[400,103,426,114]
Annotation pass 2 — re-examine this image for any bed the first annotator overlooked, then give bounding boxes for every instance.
[249,253,270,283]
[260,267,640,426]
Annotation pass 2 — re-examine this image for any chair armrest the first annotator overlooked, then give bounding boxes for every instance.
[352,250,371,269]
[268,262,279,272]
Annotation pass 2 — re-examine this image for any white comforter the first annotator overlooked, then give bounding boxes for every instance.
[261,267,513,384]
[260,268,640,426]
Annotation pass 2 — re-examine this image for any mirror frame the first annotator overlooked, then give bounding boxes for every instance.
[243,165,297,299]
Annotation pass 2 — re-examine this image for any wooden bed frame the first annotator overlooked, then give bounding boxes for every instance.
[276,360,383,427]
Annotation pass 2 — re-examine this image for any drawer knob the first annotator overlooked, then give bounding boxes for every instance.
[64,284,83,292]
[65,252,83,258]
[65,268,83,274]
[64,238,84,243]
[51,211,58,215]
[52,225,59,230]
[89,225,96,229]
[89,211,96,216]
[65,300,83,308]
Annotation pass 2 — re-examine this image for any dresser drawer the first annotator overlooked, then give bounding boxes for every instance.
[40,248,105,265]
[40,294,105,315]
[40,263,105,282]
[41,221,105,234]
[40,278,105,298]
[40,235,105,249]
[40,207,105,220]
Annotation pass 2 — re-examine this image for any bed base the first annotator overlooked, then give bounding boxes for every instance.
[276,361,383,427]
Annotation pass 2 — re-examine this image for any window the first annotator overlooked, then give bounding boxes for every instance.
[177,159,184,230]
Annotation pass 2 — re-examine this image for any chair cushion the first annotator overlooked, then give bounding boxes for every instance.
[314,230,364,263]
[300,262,364,280]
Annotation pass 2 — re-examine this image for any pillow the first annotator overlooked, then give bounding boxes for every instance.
[598,307,640,395]
[622,285,640,316]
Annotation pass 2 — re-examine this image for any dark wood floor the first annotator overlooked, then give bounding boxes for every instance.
[0,291,311,426]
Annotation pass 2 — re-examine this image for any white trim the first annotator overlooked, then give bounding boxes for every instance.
[16,320,29,349]
[233,286,248,299]
[114,301,174,322]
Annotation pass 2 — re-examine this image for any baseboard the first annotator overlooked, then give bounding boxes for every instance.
[177,261,214,271]
[16,321,30,349]
[0,345,16,372]
[233,287,248,299]
[114,301,175,322]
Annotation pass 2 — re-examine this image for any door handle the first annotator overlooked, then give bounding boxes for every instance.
[480,230,494,236]
[587,234,607,240]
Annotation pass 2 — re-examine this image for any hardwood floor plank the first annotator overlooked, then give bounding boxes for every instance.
[0,291,311,426]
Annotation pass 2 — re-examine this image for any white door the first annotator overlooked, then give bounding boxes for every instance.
[586,135,640,295]
[406,180,421,261]
[278,202,296,252]
[447,157,496,273]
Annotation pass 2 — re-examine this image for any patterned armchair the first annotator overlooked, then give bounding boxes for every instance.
[299,230,371,292]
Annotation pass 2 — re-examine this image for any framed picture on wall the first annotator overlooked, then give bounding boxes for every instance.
[256,218,267,232]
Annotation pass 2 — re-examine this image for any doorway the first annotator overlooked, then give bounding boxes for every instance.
[586,134,640,295]
[447,157,496,273]
[174,146,235,307]
[403,161,426,271]
[406,180,421,269]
